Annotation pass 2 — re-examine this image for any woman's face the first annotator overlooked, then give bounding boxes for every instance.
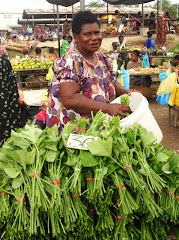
[131,53,138,62]
[74,22,102,54]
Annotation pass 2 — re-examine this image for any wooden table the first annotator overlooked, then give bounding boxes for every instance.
[14,68,49,88]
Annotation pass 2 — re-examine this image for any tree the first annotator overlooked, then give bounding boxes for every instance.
[87,1,105,8]
[154,0,178,19]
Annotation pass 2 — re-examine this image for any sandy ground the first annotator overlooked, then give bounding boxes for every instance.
[7,34,179,152]
[149,100,179,152]
[100,33,179,52]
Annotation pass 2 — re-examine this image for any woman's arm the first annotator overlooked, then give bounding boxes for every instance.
[59,82,131,117]
[114,81,130,97]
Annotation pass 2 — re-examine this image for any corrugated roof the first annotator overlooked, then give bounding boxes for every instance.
[24,7,158,15]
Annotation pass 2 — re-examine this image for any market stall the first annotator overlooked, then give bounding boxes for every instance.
[0,93,178,239]
[11,57,53,88]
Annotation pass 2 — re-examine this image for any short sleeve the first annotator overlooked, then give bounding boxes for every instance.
[53,54,81,85]
[144,39,149,47]
[100,53,116,84]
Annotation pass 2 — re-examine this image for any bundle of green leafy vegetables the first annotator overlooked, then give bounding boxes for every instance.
[0,111,178,240]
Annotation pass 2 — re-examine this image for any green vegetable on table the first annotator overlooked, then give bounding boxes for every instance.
[0,111,178,239]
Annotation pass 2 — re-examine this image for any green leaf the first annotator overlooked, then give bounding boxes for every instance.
[156,152,169,162]
[87,137,112,157]
[46,125,59,139]
[169,154,179,172]
[43,176,52,195]
[24,148,36,165]
[65,155,78,167]
[45,144,57,151]
[162,163,172,174]
[45,150,57,162]
[10,130,30,148]
[12,175,23,189]
[5,148,27,169]
[138,167,148,176]
[80,150,99,167]
[11,125,42,146]
[4,168,20,178]
[139,126,157,148]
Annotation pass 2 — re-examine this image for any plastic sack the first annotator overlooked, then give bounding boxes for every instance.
[120,69,130,89]
[118,24,124,33]
[168,84,179,106]
[141,53,150,68]
[157,72,171,96]
[160,72,178,94]
[156,72,171,106]
[112,58,118,72]
[117,74,124,87]
[156,93,170,106]
[46,66,54,83]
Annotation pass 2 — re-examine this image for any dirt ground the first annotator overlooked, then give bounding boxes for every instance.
[7,34,179,152]
[149,100,179,152]
[100,33,179,52]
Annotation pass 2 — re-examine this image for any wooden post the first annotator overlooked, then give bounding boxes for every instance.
[56,5,60,57]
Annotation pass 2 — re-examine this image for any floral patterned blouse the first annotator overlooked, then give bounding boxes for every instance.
[46,48,117,133]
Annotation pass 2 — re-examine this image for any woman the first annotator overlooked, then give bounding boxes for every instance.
[60,35,69,56]
[34,25,41,40]
[46,11,131,133]
[127,51,151,87]
[156,14,168,48]
[0,39,8,57]
[0,54,22,146]
[127,50,142,70]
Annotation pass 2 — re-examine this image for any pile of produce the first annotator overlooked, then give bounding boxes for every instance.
[145,48,167,56]
[10,57,53,70]
[0,111,178,240]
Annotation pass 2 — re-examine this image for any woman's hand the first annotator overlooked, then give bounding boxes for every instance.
[105,103,131,117]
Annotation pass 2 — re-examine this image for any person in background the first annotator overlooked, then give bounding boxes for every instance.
[136,12,142,27]
[0,54,22,146]
[156,14,168,48]
[34,47,43,58]
[143,31,155,65]
[144,31,155,49]
[127,51,151,87]
[127,50,142,69]
[144,14,149,27]
[172,55,179,67]
[60,35,69,56]
[35,109,47,130]
[47,47,58,62]
[27,25,33,40]
[0,39,8,57]
[148,12,156,33]
[46,10,131,133]
[114,10,122,30]
[165,11,171,32]
[63,19,70,35]
[6,31,12,42]
[34,25,41,40]
[67,35,74,50]
[122,15,127,27]
[22,48,29,57]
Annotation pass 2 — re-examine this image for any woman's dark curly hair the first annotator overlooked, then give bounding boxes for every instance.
[132,50,141,58]
[72,11,100,34]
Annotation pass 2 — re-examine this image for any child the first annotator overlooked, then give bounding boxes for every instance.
[35,109,47,130]
[34,47,43,58]
[60,35,69,56]
[22,48,29,57]
[47,47,58,62]
[144,31,155,49]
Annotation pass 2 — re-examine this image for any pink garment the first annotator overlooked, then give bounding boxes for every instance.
[0,45,8,56]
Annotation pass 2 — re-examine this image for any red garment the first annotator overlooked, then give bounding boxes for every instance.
[0,45,8,56]
[156,17,168,44]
